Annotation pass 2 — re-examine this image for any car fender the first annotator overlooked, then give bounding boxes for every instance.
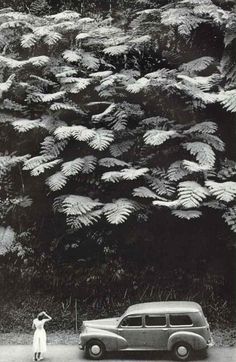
[168,331,207,351]
[80,327,128,351]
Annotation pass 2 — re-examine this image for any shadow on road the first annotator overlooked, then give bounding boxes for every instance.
[104,351,208,361]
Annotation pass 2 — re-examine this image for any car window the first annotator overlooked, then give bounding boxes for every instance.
[120,316,142,327]
[145,315,166,327]
[169,314,193,326]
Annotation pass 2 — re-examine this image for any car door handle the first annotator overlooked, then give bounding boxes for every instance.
[161,328,168,331]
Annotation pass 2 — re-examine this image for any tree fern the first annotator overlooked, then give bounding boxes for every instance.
[0,226,15,255]
[167,161,189,181]
[178,181,209,208]
[31,159,62,176]
[98,158,129,168]
[0,74,15,99]
[183,142,215,167]
[218,90,236,112]
[62,195,102,216]
[223,206,236,233]
[61,158,86,176]
[171,210,202,220]
[206,181,236,202]
[46,171,68,191]
[179,57,215,75]
[132,186,158,199]
[109,140,135,157]
[103,199,137,224]
[89,129,114,151]
[184,121,217,135]
[67,210,103,229]
[144,130,178,146]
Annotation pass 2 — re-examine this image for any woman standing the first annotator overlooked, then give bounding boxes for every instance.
[32,311,52,361]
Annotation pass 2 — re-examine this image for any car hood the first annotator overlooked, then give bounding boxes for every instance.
[83,317,119,330]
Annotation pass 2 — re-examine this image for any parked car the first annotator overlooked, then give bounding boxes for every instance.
[79,301,214,361]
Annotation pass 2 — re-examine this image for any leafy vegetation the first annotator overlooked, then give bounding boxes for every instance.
[0,0,235,321]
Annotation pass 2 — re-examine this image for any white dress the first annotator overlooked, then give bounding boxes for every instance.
[33,318,47,353]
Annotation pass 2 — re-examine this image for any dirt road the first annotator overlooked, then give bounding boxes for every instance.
[0,345,235,362]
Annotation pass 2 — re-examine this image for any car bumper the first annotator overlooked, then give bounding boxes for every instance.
[207,338,215,348]
[78,336,84,350]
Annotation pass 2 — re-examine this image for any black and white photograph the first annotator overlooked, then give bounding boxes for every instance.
[0,0,235,361]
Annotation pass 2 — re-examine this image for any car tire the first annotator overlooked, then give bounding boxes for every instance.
[85,339,106,360]
[172,342,192,361]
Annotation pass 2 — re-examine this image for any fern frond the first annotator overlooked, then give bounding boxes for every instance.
[126,77,150,93]
[101,171,123,183]
[54,125,95,141]
[62,195,102,216]
[99,158,129,168]
[23,155,52,171]
[63,50,81,63]
[184,121,217,134]
[206,181,236,202]
[103,44,129,56]
[167,161,189,181]
[31,159,62,176]
[183,142,215,167]
[67,210,102,229]
[21,33,39,48]
[121,167,149,180]
[29,91,65,103]
[223,206,236,232]
[81,156,97,174]
[46,10,81,22]
[196,134,225,152]
[89,129,114,151]
[61,158,85,176]
[218,90,236,112]
[144,129,178,146]
[110,140,135,157]
[179,56,215,75]
[183,160,212,172]
[178,181,209,208]
[103,199,137,224]
[133,186,158,199]
[0,226,15,255]
[40,136,68,157]
[46,171,68,191]
[146,175,175,196]
[12,118,46,132]
[153,198,181,208]
[172,210,202,220]
[0,74,15,98]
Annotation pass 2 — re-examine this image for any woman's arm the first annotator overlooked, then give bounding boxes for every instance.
[32,321,35,329]
[43,312,52,321]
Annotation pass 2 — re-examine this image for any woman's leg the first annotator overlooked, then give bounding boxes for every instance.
[34,352,37,361]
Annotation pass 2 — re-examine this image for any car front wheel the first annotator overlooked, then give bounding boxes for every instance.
[85,339,106,360]
[172,342,192,361]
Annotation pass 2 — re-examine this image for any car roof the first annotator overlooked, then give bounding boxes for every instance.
[124,301,202,316]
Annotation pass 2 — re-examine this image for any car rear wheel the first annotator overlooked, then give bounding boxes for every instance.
[85,339,106,360]
[172,342,192,361]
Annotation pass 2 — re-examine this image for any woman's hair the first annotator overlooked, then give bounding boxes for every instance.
[37,312,45,321]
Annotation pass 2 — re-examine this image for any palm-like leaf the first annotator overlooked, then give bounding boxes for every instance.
[61,158,85,176]
[223,206,236,232]
[179,56,215,75]
[67,210,103,229]
[98,158,129,168]
[184,121,217,134]
[167,161,189,181]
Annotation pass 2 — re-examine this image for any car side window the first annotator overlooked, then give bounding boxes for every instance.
[169,314,193,326]
[145,315,166,327]
[120,316,142,327]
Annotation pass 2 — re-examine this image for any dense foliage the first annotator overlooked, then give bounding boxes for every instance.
[0,0,235,309]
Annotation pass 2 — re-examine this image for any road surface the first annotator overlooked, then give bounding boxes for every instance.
[0,346,235,362]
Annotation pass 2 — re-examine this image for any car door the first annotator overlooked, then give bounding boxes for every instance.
[143,314,169,350]
[118,315,145,348]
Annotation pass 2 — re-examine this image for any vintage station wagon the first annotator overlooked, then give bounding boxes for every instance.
[79,301,214,361]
